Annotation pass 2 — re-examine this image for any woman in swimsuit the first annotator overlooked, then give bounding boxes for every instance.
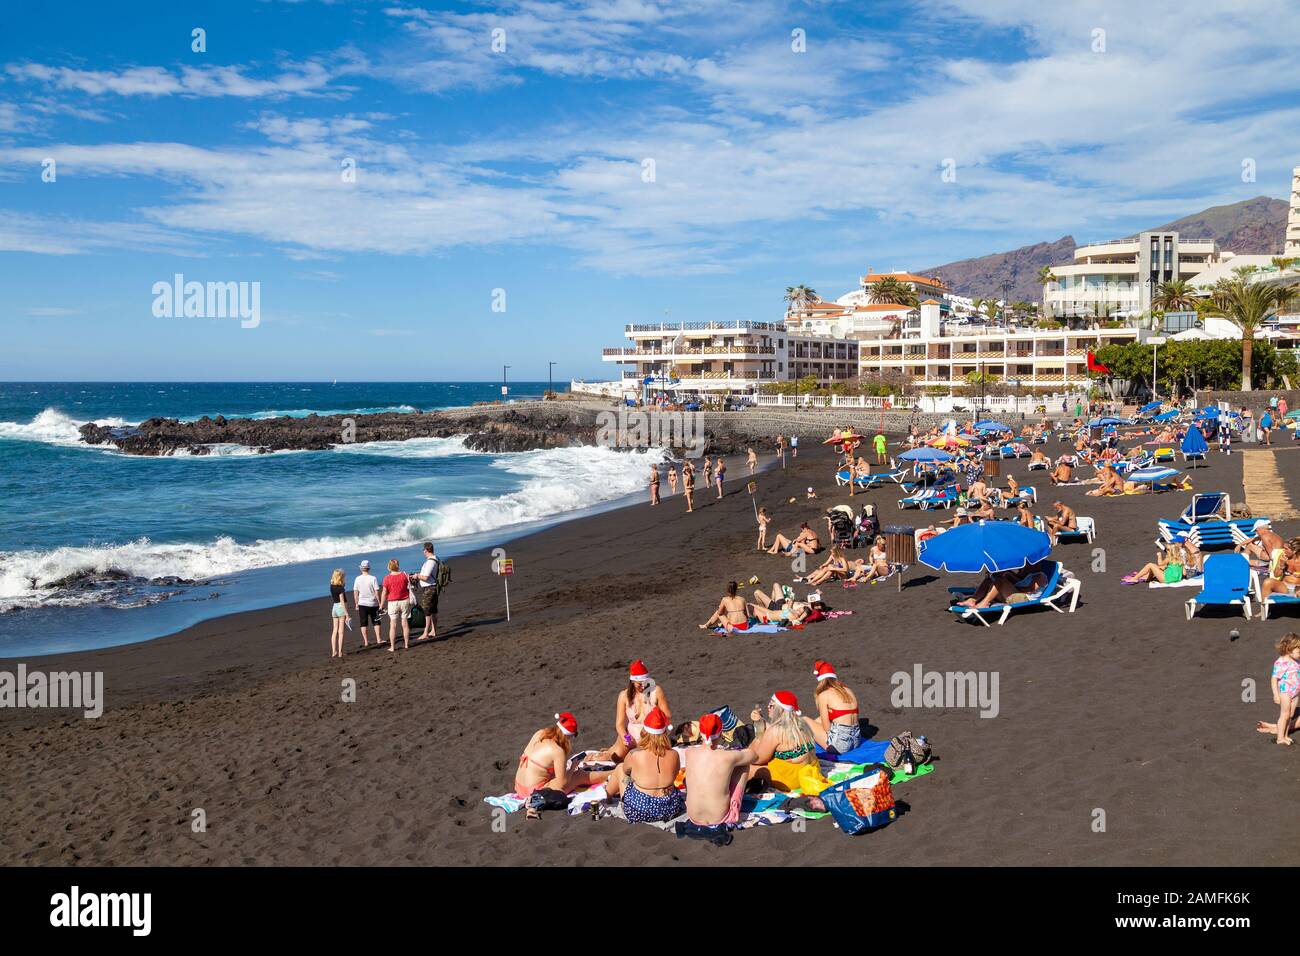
[700,581,750,632]
[804,660,861,755]
[513,712,610,812]
[747,586,810,626]
[803,547,848,586]
[682,462,695,513]
[603,706,686,822]
[1123,542,1186,585]
[850,536,890,583]
[648,464,660,506]
[600,659,672,761]
[746,691,831,796]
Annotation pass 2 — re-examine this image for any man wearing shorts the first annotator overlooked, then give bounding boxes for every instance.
[353,560,382,647]
[415,541,440,642]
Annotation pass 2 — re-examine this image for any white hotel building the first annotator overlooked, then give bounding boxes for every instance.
[600,320,859,395]
[856,300,1147,390]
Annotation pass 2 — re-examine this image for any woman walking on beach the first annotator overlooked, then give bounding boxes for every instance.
[379,558,412,653]
[329,568,349,659]
[804,660,861,755]
[649,463,660,506]
[746,447,757,475]
[683,460,695,512]
[667,463,678,496]
[714,456,726,498]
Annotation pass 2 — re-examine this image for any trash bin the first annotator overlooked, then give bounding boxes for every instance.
[984,458,1001,478]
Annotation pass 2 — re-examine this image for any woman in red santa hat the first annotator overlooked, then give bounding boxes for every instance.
[514,711,610,804]
[600,659,673,761]
[602,706,686,823]
[805,660,861,755]
[747,690,831,795]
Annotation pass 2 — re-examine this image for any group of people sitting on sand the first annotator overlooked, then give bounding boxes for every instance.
[512,659,864,826]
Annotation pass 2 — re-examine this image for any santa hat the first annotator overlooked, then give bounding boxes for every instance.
[813,660,837,682]
[698,713,723,741]
[554,712,578,736]
[770,690,800,714]
[642,707,669,736]
[628,660,650,682]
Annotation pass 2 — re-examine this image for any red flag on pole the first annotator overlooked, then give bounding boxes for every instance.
[1086,350,1111,374]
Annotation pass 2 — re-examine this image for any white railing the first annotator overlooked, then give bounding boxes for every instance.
[751,393,1085,413]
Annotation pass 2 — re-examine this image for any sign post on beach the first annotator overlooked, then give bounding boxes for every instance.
[747,480,758,520]
[496,557,514,621]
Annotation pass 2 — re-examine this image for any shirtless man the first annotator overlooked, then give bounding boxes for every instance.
[956,566,1050,609]
[1240,522,1284,566]
[700,581,750,633]
[1049,459,1074,485]
[683,714,757,828]
[1043,500,1077,544]
[1087,463,1123,496]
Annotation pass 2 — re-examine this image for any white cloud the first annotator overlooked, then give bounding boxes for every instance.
[4,60,350,99]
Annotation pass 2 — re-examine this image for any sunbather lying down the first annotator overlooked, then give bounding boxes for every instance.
[954,566,1050,609]
[748,586,810,626]
[767,523,821,556]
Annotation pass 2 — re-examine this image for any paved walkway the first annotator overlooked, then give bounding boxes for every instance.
[1241,448,1297,520]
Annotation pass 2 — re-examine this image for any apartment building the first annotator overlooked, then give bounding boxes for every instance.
[857,301,1145,390]
[600,320,858,394]
[1043,232,1226,319]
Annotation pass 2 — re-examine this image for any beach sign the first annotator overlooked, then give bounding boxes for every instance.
[747,480,758,519]
[496,557,514,621]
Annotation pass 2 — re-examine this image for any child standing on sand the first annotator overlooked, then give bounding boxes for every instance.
[1257,634,1300,744]
[756,507,770,550]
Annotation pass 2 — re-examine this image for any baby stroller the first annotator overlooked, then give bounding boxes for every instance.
[827,507,857,549]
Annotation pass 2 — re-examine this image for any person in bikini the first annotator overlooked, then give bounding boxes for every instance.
[649,464,660,506]
[666,463,678,496]
[747,586,811,626]
[766,522,821,556]
[682,461,695,513]
[682,713,757,830]
[755,507,771,551]
[746,691,831,796]
[1088,463,1124,496]
[955,565,1050,610]
[598,659,673,761]
[700,581,750,632]
[802,547,849,586]
[513,712,611,817]
[1259,543,1300,606]
[602,706,686,823]
[804,660,861,755]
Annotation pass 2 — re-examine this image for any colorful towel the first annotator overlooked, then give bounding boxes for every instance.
[813,738,890,764]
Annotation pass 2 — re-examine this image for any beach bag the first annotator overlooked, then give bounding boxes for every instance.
[406,603,425,630]
[526,789,570,812]
[884,731,931,768]
[820,770,896,835]
[436,560,452,592]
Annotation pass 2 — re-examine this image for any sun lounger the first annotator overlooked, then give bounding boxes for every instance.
[1185,553,1253,620]
[1251,569,1300,621]
[1181,492,1230,524]
[1157,517,1260,552]
[1112,455,1153,476]
[898,486,958,510]
[1027,459,1048,471]
[1055,516,1095,544]
[836,468,903,489]
[946,562,1081,626]
[1153,447,1176,462]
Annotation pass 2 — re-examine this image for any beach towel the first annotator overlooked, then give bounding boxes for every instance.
[814,738,891,764]
[1146,575,1204,589]
[713,622,785,634]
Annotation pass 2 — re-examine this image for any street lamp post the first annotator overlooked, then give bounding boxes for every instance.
[1001,280,1013,328]
[1149,336,1166,403]
[548,361,556,398]
[503,365,510,398]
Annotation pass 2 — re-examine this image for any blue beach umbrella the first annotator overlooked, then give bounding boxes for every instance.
[1088,416,1124,427]
[1152,410,1179,423]
[1129,466,1181,484]
[1181,425,1208,468]
[1195,406,1220,419]
[898,447,956,463]
[975,420,1011,432]
[919,521,1053,574]
[1139,401,1162,415]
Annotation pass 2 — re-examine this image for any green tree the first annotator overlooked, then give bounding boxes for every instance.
[1151,278,1196,313]
[1210,276,1296,390]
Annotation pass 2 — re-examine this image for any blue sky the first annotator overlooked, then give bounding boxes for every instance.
[1,0,1299,381]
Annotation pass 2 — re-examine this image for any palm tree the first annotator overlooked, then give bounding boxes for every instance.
[868,276,917,307]
[1151,278,1196,313]
[1271,256,1298,272]
[783,285,818,314]
[1037,266,1057,285]
[1211,276,1296,390]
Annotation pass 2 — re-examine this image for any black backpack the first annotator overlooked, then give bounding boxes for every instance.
[435,560,452,592]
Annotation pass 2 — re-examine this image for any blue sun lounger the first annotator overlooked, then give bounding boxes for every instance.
[1054,516,1096,544]
[1252,569,1300,621]
[946,562,1081,626]
[1185,553,1253,620]
[836,469,903,489]
[1182,492,1230,524]
[898,486,958,510]
[1157,516,1261,552]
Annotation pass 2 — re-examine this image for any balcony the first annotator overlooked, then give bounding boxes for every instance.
[624,321,785,334]
[603,345,776,360]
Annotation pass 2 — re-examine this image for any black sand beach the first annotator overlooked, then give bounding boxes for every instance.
[2,437,1297,866]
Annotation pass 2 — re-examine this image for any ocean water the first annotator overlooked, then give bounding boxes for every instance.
[0,383,660,656]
